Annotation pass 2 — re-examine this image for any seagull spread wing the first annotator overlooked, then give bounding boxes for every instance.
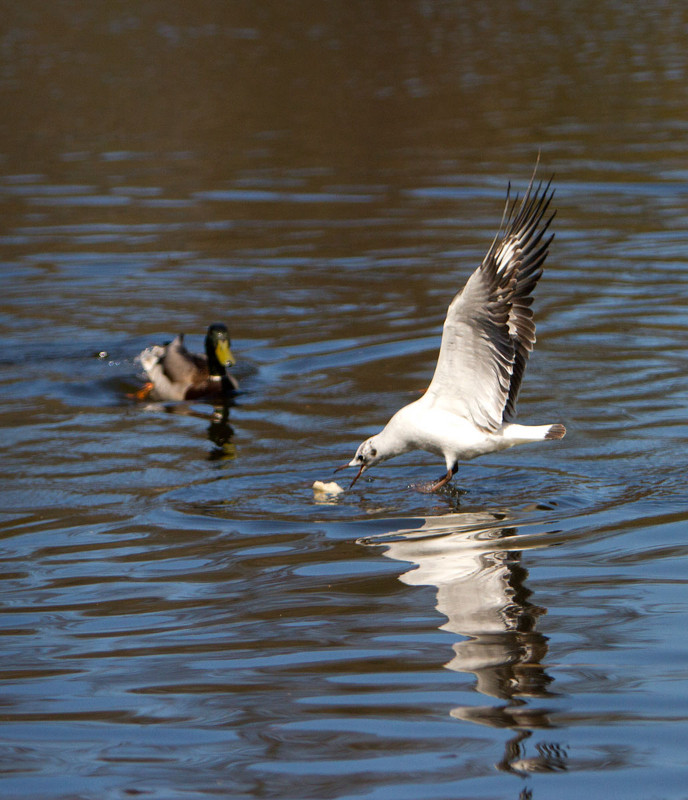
[422,176,555,432]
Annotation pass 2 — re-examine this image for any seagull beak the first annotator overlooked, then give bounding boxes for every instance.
[347,463,366,488]
[333,459,366,488]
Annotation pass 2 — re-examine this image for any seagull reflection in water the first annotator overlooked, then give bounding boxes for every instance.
[370,511,569,779]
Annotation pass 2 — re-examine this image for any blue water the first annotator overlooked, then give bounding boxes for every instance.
[2,3,688,799]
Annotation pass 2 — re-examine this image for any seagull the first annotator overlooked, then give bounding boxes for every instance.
[338,172,565,492]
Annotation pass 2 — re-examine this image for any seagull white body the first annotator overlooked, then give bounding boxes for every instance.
[371,406,557,464]
[341,172,565,491]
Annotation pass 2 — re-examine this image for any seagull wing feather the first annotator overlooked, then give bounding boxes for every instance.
[423,176,555,432]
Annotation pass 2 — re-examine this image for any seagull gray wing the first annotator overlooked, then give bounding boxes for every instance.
[422,177,555,432]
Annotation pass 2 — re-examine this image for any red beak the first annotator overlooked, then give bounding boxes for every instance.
[334,461,365,488]
[348,464,365,488]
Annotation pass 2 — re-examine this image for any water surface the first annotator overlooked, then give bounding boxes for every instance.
[2,3,688,799]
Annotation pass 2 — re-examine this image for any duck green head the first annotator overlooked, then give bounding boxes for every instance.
[206,323,236,373]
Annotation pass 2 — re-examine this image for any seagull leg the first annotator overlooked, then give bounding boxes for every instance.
[429,462,458,492]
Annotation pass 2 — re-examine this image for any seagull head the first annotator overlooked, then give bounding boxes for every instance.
[335,436,384,488]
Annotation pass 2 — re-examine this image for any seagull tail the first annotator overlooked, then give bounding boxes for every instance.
[545,423,566,440]
[500,422,566,445]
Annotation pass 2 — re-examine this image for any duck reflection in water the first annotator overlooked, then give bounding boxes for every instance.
[133,402,237,461]
[206,405,236,461]
[375,512,568,779]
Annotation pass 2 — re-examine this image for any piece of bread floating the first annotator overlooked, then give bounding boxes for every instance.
[312,481,345,496]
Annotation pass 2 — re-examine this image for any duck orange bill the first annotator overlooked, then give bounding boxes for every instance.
[333,461,365,488]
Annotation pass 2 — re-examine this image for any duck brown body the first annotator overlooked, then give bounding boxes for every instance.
[136,323,238,402]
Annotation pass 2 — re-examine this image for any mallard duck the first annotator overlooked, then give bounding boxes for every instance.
[135,323,238,402]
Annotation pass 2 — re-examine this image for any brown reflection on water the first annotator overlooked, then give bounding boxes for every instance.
[3,2,688,181]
